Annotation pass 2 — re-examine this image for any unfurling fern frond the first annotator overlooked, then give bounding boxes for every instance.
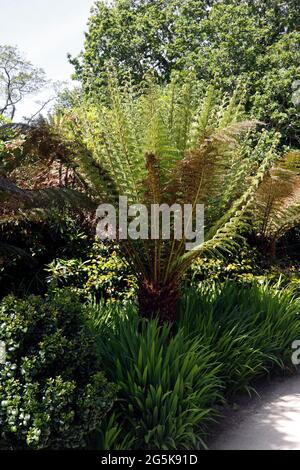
[143,152,161,205]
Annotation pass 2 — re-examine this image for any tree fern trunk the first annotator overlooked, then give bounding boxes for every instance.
[255,236,277,259]
[138,280,180,325]
[266,239,276,259]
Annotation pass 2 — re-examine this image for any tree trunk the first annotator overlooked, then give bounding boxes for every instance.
[137,280,180,325]
[256,237,276,260]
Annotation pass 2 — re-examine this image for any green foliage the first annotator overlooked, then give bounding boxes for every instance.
[0,289,116,449]
[177,282,300,394]
[97,413,136,450]
[190,244,262,284]
[92,304,221,450]
[190,248,300,288]
[0,209,91,297]
[70,0,208,91]
[46,241,137,302]
[251,32,300,145]
[88,280,300,449]
[72,0,300,144]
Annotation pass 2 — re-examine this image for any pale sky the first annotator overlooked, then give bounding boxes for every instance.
[0,0,95,120]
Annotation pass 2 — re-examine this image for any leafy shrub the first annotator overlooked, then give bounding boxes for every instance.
[0,209,92,297]
[91,304,221,450]
[46,241,137,302]
[0,289,116,449]
[190,245,300,300]
[189,244,262,284]
[177,282,300,395]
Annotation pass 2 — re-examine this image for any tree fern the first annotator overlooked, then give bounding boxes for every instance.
[251,150,300,257]
[52,71,279,323]
[2,72,283,323]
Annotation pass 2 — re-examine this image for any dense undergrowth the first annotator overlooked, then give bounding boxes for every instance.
[0,289,116,449]
[1,217,300,450]
[88,281,300,450]
[0,280,299,449]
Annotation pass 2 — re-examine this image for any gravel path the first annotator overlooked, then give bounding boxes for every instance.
[211,373,300,450]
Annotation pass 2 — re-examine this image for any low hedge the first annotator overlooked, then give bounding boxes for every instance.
[0,289,116,449]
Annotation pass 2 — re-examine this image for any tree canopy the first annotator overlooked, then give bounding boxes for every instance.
[70,0,300,145]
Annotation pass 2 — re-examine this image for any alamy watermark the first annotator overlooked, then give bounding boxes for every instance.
[292,340,300,366]
[96,196,204,251]
[292,80,300,107]
[0,341,6,364]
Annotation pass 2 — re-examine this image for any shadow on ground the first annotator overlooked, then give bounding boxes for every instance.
[210,373,300,450]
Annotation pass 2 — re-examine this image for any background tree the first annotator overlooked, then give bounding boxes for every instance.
[0,45,47,120]
[70,0,210,91]
[71,0,300,145]
[251,32,300,146]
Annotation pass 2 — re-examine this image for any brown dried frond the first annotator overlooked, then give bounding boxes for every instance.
[254,161,300,238]
[166,136,227,207]
[143,152,161,205]
[278,151,300,173]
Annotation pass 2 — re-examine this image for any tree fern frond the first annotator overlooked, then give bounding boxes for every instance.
[252,150,300,243]
[278,150,300,173]
[0,176,95,212]
[0,242,34,261]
